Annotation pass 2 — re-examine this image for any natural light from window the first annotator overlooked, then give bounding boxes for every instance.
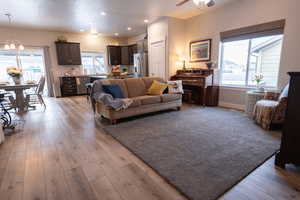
[81,52,106,75]
[220,35,283,88]
[0,48,45,84]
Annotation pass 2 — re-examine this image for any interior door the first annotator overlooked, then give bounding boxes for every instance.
[149,40,166,79]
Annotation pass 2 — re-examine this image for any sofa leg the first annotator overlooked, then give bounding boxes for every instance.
[177,106,181,111]
[111,119,117,125]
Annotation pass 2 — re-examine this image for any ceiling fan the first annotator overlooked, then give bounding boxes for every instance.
[176,0,216,8]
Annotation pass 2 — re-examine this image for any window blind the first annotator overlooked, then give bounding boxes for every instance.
[220,19,285,42]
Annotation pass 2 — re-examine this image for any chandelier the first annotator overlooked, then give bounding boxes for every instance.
[193,0,215,8]
[4,13,24,51]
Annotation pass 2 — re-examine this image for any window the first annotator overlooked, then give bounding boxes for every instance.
[220,35,283,88]
[81,52,106,75]
[0,48,45,84]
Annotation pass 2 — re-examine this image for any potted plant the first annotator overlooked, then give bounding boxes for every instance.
[7,66,22,84]
[254,73,265,92]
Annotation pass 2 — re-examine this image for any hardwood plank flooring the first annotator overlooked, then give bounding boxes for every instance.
[0,96,299,200]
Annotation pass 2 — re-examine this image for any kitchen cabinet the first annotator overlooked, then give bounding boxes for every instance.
[121,46,130,65]
[107,44,137,65]
[55,42,82,65]
[107,46,121,65]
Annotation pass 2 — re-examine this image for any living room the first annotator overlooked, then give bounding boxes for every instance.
[0,0,299,200]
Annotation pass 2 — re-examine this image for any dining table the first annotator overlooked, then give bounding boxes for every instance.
[0,83,38,112]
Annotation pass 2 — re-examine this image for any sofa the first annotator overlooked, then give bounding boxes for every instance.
[95,77,182,124]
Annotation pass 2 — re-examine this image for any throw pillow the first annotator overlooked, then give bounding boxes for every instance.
[147,80,168,95]
[167,80,184,94]
[102,84,125,98]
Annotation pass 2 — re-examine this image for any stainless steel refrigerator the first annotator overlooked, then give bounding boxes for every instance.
[133,53,148,77]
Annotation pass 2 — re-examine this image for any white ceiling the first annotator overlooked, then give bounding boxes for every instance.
[0,0,235,37]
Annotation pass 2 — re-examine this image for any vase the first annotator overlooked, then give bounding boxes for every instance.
[12,77,21,84]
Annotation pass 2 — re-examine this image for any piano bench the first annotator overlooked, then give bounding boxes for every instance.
[183,89,193,104]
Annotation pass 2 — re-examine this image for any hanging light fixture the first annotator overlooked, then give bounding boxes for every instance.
[193,0,215,8]
[3,13,25,51]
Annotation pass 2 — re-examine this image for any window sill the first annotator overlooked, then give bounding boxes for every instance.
[220,85,278,92]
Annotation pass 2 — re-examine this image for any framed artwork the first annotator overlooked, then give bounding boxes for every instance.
[190,39,212,62]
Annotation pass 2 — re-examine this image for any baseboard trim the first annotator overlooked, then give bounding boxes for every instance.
[219,101,245,111]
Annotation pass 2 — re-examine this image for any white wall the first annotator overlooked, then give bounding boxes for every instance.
[0,27,127,97]
[168,18,186,77]
[184,0,300,108]
[128,33,147,45]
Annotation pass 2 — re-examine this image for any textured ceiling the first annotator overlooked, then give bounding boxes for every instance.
[0,0,235,37]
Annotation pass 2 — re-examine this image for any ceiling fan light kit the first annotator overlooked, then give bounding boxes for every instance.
[177,0,216,8]
[3,13,25,51]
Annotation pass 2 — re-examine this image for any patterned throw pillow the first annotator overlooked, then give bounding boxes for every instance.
[147,80,168,95]
[167,80,184,94]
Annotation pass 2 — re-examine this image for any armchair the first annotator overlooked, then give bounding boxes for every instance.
[253,85,289,130]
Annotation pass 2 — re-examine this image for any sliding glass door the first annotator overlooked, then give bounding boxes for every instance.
[0,47,47,94]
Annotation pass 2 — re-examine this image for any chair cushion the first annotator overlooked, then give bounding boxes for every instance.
[161,94,181,102]
[135,95,161,105]
[147,80,168,95]
[102,84,124,98]
[108,79,129,98]
[124,78,147,98]
[256,100,279,108]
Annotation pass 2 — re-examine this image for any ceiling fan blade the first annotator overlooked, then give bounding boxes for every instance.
[207,0,216,7]
[176,0,190,6]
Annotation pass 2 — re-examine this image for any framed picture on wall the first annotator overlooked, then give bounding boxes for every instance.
[190,39,212,62]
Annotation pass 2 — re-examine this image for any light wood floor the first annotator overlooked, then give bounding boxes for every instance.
[0,96,299,200]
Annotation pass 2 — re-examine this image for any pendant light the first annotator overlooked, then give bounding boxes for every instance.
[3,13,25,51]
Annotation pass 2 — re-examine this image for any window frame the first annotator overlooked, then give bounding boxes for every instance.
[219,36,283,89]
[81,51,107,75]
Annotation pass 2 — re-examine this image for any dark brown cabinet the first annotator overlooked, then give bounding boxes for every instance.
[275,72,300,168]
[60,77,77,97]
[121,46,130,65]
[107,44,137,65]
[55,42,82,65]
[107,46,121,65]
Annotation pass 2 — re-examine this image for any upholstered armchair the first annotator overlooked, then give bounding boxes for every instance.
[253,85,289,130]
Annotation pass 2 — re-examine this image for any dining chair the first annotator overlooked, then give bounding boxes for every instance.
[0,93,15,130]
[25,76,46,109]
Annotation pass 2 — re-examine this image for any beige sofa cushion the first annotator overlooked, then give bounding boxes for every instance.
[142,77,164,90]
[161,94,182,102]
[135,95,161,105]
[108,79,129,98]
[124,78,147,97]
[129,97,142,108]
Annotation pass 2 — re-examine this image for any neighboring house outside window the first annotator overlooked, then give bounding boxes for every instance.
[220,35,283,88]
[81,52,106,75]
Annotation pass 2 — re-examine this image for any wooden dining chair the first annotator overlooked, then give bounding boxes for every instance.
[25,76,46,109]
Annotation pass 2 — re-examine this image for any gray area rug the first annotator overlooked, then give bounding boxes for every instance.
[103,107,280,200]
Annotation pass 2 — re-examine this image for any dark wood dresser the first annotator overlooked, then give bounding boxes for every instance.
[275,72,300,168]
[171,68,219,106]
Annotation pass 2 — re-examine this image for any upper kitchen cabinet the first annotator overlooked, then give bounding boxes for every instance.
[55,42,82,65]
[128,44,138,65]
[121,46,130,65]
[107,45,137,65]
[107,45,121,65]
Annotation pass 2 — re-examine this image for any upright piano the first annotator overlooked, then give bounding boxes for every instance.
[171,68,219,106]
